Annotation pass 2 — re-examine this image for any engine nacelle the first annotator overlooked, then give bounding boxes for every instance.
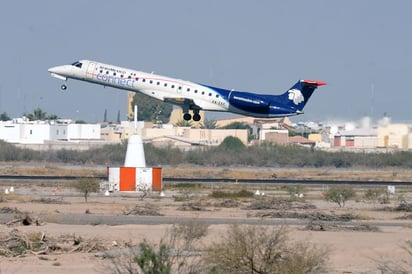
[229,91,270,111]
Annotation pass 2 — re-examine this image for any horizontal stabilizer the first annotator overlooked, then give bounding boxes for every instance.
[302,80,327,87]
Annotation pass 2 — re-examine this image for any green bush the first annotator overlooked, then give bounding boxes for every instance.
[75,177,100,203]
[135,241,172,274]
[218,136,246,151]
[364,188,386,205]
[324,187,356,208]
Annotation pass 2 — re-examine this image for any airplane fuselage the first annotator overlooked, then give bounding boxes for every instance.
[48,60,326,121]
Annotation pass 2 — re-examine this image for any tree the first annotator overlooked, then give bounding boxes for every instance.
[46,114,59,120]
[174,120,193,127]
[201,119,217,129]
[24,108,58,121]
[104,109,108,122]
[324,187,356,208]
[0,112,10,121]
[220,121,249,129]
[206,224,329,274]
[132,93,172,123]
[117,110,121,124]
[74,177,100,203]
[33,107,47,120]
[219,136,246,151]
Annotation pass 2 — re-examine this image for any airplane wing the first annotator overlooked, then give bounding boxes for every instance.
[163,97,202,110]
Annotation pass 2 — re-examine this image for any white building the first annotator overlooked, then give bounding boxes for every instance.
[0,119,100,145]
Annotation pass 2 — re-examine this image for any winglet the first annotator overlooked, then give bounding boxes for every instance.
[302,80,327,86]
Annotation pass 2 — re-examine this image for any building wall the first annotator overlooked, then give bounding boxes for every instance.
[182,129,248,145]
[1,121,100,144]
[0,123,22,142]
[308,133,322,143]
[259,129,281,141]
[377,124,410,149]
[67,124,100,140]
[354,136,377,148]
[409,134,412,149]
[20,124,50,144]
[265,131,289,145]
[49,124,68,140]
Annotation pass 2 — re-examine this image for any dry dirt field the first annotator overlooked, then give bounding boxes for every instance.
[1,165,412,273]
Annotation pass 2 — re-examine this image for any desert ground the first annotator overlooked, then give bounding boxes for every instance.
[1,165,412,273]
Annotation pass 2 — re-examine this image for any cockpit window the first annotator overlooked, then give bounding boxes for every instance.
[71,61,83,68]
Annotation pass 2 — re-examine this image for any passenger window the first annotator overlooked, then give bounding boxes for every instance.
[164,83,168,87]
[178,86,182,90]
[209,93,212,96]
[157,82,160,85]
[187,88,190,92]
[171,85,175,88]
[201,91,205,95]
[113,72,116,76]
[128,76,131,79]
[135,78,139,81]
[100,70,103,73]
[194,90,198,93]
[142,79,146,82]
[150,80,153,84]
[106,71,109,74]
[120,75,124,78]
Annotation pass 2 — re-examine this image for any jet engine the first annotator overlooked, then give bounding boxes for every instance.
[228,91,270,112]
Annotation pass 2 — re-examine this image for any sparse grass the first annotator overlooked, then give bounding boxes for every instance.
[0,164,105,177]
[90,219,102,226]
[209,189,254,199]
[3,193,29,203]
[166,183,204,189]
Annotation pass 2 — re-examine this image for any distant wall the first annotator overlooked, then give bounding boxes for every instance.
[14,140,116,151]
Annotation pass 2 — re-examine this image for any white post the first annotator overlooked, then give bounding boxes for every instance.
[134,105,138,129]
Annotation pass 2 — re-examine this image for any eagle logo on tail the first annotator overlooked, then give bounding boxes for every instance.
[288,89,304,105]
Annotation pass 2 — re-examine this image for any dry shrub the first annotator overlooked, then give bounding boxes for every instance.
[205,224,329,274]
[104,219,209,274]
[376,240,412,273]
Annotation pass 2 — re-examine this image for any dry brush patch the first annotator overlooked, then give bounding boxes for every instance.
[0,206,43,227]
[123,204,164,216]
[0,229,111,257]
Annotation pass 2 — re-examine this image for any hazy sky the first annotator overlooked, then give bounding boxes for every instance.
[0,1,411,124]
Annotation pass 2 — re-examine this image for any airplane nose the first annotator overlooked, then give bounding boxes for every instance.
[48,66,62,74]
[48,65,69,81]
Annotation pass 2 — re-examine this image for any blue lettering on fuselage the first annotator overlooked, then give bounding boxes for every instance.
[96,73,135,88]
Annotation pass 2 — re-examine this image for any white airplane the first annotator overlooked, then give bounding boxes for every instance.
[48,60,326,121]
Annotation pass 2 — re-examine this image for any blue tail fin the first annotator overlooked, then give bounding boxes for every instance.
[280,80,326,112]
